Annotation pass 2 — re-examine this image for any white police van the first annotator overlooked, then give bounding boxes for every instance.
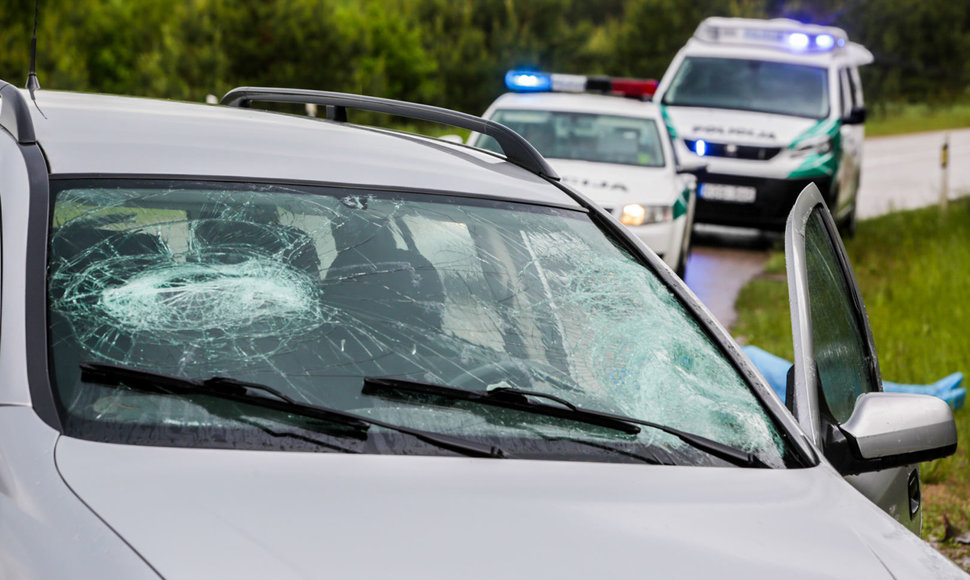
[653,17,873,233]
[469,71,697,276]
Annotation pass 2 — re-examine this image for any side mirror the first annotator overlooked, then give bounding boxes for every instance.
[676,161,708,176]
[842,106,866,125]
[824,392,957,475]
[438,134,465,144]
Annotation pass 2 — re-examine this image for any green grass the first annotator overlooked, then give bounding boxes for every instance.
[732,198,970,567]
[866,102,970,138]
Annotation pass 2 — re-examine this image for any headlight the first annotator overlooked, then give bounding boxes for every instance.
[620,204,673,226]
[791,135,833,157]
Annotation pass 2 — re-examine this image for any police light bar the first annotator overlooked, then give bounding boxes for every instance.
[505,70,658,98]
[694,17,849,54]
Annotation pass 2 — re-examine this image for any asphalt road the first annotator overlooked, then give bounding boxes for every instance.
[684,128,970,328]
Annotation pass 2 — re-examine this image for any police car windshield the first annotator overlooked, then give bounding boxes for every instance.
[479,110,666,167]
[46,179,788,467]
[662,57,830,119]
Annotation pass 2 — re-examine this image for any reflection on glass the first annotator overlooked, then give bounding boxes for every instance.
[804,210,878,423]
[663,57,830,119]
[47,179,787,465]
[476,110,666,167]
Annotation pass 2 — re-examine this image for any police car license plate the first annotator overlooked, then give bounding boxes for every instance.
[700,183,756,203]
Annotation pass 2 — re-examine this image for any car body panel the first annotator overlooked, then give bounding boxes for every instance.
[664,106,817,149]
[0,124,39,406]
[550,159,691,260]
[56,436,967,580]
[27,90,577,208]
[552,159,677,206]
[0,408,159,578]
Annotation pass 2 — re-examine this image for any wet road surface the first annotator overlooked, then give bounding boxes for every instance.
[683,227,778,328]
[682,128,970,328]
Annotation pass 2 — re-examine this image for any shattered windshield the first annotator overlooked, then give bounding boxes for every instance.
[47,179,789,466]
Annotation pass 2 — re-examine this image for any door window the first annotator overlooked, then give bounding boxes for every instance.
[804,209,879,422]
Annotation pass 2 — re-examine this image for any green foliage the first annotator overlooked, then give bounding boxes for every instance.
[736,198,970,391]
[1,1,969,121]
[612,0,766,79]
[866,102,970,137]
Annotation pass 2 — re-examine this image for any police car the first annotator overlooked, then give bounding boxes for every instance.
[468,71,697,277]
[653,17,873,233]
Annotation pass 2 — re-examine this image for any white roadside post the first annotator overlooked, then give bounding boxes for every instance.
[940,131,950,212]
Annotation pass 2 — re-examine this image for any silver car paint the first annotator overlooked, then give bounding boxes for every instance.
[0,89,963,578]
[55,437,967,579]
[0,408,159,578]
[842,393,958,459]
[32,91,574,207]
[0,131,34,406]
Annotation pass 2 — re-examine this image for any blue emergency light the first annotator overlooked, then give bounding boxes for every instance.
[504,70,658,98]
[787,33,809,50]
[815,34,835,50]
[505,71,552,92]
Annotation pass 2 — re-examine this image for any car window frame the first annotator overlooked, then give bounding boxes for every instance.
[785,183,882,445]
[30,173,817,466]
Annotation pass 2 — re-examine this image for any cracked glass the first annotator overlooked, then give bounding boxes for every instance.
[47,179,789,466]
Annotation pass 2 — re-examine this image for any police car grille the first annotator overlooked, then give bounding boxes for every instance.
[684,140,781,161]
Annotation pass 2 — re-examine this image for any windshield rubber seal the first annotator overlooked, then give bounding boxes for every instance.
[24,140,64,431]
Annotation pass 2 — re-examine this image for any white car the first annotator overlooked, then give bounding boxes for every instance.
[469,71,697,276]
[0,76,966,578]
[654,17,872,234]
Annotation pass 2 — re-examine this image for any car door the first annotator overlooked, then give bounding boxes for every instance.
[837,67,865,220]
[784,184,945,534]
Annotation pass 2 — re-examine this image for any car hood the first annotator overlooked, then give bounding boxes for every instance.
[56,438,965,580]
[662,106,824,147]
[547,159,680,208]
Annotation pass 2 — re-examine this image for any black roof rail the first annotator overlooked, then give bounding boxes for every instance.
[220,87,559,180]
[0,81,37,144]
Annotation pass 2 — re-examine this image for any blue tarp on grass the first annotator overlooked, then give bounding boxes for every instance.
[742,345,966,411]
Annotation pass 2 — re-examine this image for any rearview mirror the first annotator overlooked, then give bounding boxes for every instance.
[824,392,957,475]
[676,161,708,176]
[842,106,866,125]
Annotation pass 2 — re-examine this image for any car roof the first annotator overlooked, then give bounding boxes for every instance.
[24,90,579,208]
[485,92,662,119]
[676,37,870,68]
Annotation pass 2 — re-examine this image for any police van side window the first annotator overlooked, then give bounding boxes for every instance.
[839,69,853,118]
[848,67,864,108]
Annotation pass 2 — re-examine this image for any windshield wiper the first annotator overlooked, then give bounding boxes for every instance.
[79,362,505,459]
[363,376,767,468]
[364,376,640,435]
